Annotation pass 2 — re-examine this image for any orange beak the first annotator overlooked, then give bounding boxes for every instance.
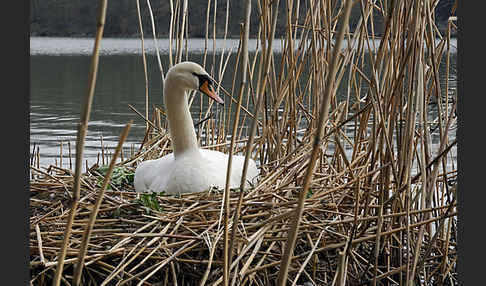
[200,81,224,105]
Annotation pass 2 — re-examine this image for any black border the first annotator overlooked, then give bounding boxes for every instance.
[456,0,476,285]
[4,0,30,283]
[23,0,471,284]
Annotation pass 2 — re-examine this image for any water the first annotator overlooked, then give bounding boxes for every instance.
[30,37,458,56]
[30,37,260,168]
[30,37,457,169]
[31,54,141,167]
[30,37,265,56]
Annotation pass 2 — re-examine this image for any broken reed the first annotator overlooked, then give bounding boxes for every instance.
[29,0,458,285]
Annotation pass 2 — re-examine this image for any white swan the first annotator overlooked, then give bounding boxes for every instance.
[134,62,259,195]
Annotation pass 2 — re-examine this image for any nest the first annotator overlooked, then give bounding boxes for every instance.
[29,129,458,286]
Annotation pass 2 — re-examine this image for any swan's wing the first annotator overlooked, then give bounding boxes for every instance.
[231,154,259,187]
[134,160,156,192]
[134,154,175,193]
[199,149,259,188]
[243,158,259,186]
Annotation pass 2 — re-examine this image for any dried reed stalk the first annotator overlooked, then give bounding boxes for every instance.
[145,0,165,82]
[31,0,458,285]
[72,122,132,285]
[227,0,252,275]
[276,0,354,284]
[135,0,150,132]
[52,1,108,284]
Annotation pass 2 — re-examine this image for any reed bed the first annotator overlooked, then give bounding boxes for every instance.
[30,0,458,285]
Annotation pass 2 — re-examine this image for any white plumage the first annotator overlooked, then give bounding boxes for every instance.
[134,62,259,195]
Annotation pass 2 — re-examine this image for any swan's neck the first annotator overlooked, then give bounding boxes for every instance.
[164,81,200,158]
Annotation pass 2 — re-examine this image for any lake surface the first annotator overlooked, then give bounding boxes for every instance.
[30,37,457,169]
[31,37,263,168]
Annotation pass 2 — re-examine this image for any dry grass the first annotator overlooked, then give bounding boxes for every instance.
[29,0,458,285]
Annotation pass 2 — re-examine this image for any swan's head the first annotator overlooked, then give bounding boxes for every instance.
[165,62,224,105]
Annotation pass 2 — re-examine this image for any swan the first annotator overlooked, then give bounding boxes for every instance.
[134,62,259,195]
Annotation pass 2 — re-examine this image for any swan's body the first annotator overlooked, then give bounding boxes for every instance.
[134,62,259,195]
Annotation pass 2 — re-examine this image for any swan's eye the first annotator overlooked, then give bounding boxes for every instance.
[192,72,223,104]
[192,72,213,89]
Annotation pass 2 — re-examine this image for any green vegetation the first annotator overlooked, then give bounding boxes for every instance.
[96,165,134,189]
[136,192,164,214]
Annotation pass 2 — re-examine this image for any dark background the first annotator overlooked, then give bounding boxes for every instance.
[30,0,456,38]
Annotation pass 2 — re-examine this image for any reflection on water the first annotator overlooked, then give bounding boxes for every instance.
[30,37,275,56]
[30,37,457,169]
[30,37,458,56]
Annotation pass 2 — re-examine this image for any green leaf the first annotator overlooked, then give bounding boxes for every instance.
[137,192,163,212]
[96,165,135,189]
[306,188,313,198]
